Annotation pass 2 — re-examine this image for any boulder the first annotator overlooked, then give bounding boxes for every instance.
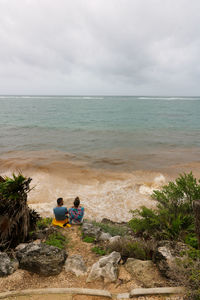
[87,251,121,283]
[65,255,87,276]
[0,252,19,277]
[109,235,121,244]
[16,243,67,276]
[82,222,102,241]
[15,243,28,251]
[153,241,190,279]
[125,258,163,287]
[99,232,112,241]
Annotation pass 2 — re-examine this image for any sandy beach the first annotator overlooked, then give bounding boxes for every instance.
[1,149,200,222]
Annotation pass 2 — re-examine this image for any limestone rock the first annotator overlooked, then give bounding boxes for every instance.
[15,243,28,251]
[82,222,102,241]
[16,243,67,276]
[87,251,121,283]
[65,255,87,276]
[0,252,19,277]
[153,241,190,279]
[125,258,162,287]
[109,235,121,244]
[99,232,112,241]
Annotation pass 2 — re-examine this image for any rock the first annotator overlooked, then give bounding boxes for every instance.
[65,255,87,276]
[82,222,102,241]
[153,241,190,279]
[87,251,121,283]
[99,232,112,241]
[0,252,19,277]
[125,258,162,288]
[16,243,67,276]
[101,218,116,225]
[15,243,28,251]
[30,227,57,241]
[109,236,121,244]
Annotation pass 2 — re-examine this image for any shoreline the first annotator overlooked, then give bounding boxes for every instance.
[1,149,200,221]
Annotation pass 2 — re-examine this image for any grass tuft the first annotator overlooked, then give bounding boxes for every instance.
[45,232,68,249]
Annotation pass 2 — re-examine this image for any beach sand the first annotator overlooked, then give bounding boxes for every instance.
[1,149,200,222]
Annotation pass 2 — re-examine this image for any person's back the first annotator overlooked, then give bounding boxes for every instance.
[69,197,84,224]
[53,198,68,221]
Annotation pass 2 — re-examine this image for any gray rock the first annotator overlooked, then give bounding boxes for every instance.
[15,243,28,251]
[125,258,162,288]
[16,243,67,276]
[99,232,112,241]
[153,241,189,279]
[109,236,121,244]
[82,222,102,241]
[0,252,19,277]
[87,251,121,283]
[65,255,87,276]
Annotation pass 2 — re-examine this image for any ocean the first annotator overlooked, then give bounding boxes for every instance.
[0,95,200,221]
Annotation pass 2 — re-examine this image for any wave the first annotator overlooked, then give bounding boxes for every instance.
[0,149,169,221]
[138,96,200,101]
[0,95,105,100]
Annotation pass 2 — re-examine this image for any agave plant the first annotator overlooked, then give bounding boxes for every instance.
[0,173,40,250]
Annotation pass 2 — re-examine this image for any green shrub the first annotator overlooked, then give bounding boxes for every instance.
[45,232,68,249]
[37,217,53,230]
[91,221,128,237]
[129,173,200,243]
[107,238,151,261]
[83,236,95,243]
[185,234,198,249]
[91,246,106,256]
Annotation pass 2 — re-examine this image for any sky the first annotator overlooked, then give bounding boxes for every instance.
[0,0,200,96]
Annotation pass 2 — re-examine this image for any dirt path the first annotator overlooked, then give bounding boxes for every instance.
[0,225,168,295]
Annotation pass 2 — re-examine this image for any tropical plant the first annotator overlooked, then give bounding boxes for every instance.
[129,173,200,244]
[0,173,40,250]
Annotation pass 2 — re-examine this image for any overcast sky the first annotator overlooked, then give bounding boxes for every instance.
[0,0,200,96]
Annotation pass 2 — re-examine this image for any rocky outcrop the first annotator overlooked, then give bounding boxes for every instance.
[153,241,189,279]
[82,222,102,241]
[125,258,163,287]
[87,251,121,283]
[0,252,19,277]
[65,255,87,276]
[16,243,67,276]
[30,227,58,241]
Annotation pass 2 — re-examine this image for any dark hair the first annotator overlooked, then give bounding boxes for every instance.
[57,198,63,205]
[74,197,80,208]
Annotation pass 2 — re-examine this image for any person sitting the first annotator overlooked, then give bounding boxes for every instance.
[69,197,84,224]
[52,197,70,227]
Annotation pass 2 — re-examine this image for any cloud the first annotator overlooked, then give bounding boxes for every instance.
[0,0,200,95]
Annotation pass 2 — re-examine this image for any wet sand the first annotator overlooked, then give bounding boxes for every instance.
[0,149,200,222]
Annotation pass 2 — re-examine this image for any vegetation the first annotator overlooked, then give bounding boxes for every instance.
[171,251,200,300]
[129,173,200,246]
[36,217,53,230]
[45,232,68,249]
[107,238,151,262]
[0,173,40,251]
[91,246,106,256]
[129,172,200,299]
[83,236,96,243]
[91,221,129,237]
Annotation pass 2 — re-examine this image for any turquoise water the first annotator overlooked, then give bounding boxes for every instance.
[0,95,200,169]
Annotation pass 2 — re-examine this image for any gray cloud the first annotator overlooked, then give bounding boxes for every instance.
[0,0,200,95]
